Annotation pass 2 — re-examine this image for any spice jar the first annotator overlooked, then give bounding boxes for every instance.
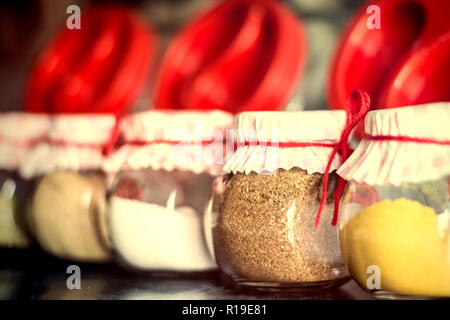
[338,103,450,298]
[0,113,50,248]
[105,110,233,272]
[206,111,350,289]
[20,114,114,262]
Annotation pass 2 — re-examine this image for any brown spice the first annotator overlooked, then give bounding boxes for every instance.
[213,168,345,283]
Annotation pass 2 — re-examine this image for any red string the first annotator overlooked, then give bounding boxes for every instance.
[0,135,40,149]
[42,138,104,150]
[0,113,125,155]
[124,139,339,149]
[125,139,217,146]
[0,135,105,150]
[361,134,450,145]
[238,141,336,148]
[102,113,123,156]
[314,89,371,228]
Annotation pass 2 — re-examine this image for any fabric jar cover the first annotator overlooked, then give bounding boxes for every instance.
[222,110,347,175]
[0,113,51,172]
[337,103,450,186]
[103,110,234,175]
[19,114,116,179]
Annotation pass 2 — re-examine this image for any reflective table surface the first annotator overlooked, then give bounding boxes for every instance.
[0,248,373,300]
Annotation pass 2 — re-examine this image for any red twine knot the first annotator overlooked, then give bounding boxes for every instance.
[102,113,123,157]
[314,89,371,228]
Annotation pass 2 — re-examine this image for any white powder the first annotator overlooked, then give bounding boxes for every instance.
[108,196,217,272]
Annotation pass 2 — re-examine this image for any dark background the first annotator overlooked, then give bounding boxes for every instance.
[0,0,364,112]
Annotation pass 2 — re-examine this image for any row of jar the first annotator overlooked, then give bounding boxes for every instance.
[0,103,449,298]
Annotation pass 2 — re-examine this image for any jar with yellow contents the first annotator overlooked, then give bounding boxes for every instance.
[338,103,450,298]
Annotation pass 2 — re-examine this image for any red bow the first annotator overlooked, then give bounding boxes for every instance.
[315,89,371,228]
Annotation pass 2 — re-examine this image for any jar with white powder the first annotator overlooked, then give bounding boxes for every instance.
[105,110,233,272]
[20,114,116,262]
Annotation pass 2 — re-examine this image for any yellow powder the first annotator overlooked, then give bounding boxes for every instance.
[340,198,450,297]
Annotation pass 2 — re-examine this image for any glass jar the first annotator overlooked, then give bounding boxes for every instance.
[206,111,350,290]
[27,170,111,262]
[0,113,50,249]
[105,110,233,272]
[18,114,116,262]
[338,104,450,298]
[339,177,450,298]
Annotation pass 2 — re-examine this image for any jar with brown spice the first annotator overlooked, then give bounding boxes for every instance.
[20,114,114,262]
[205,111,350,289]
